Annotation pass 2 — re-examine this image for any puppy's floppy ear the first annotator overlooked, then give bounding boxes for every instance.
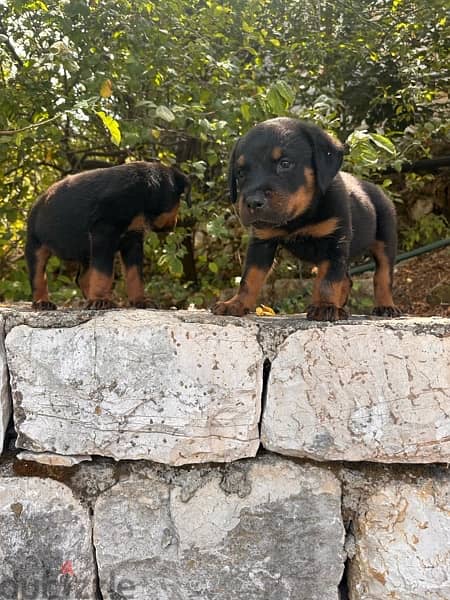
[228,140,240,203]
[304,125,344,194]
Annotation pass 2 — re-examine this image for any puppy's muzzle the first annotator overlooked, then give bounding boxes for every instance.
[244,191,269,211]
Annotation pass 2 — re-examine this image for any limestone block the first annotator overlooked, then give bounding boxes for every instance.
[93,455,345,600]
[17,451,92,466]
[348,477,450,599]
[0,477,96,599]
[261,319,450,462]
[0,317,11,454]
[5,310,263,464]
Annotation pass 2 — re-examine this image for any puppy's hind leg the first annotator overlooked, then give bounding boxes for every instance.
[369,191,402,317]
[119,230,155,308]
[25,236,57,310]
[75,262,91,299]
[84,226,118,310]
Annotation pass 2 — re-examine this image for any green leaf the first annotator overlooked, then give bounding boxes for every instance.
[275,80,295,105]
[95,111,121,146]
[155,105,175,122]
[266,81,295,113]
[266,86,285,113]
[208,261,219,274]
[240,102,251,121]
[370,134,396,155]
[167,256,183,277]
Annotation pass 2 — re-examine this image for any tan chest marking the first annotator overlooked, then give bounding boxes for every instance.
[127,214,148,232]
[253,216,339,241]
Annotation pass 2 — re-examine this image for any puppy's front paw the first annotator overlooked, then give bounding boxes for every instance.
[212,298,250,317]
[84,299,118,310]
[32,300,57,311]
[307,303,348,322]
[372,305,402,317]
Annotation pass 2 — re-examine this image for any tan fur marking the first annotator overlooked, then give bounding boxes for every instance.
[311,261,330,304]
[124,265,145,303]
[285,168,315,219]
[371,240,395,307]
[252,227,287,240]
[292,217,339,238]
[86,269,113,300]
[271,146,283,160]
[223,266,271,312]
[311,260,343,306]
[237,154,246,167]
[32,246,52,302]
[253,217,339,241]
[78,268,91,298]
[152,204,179,230]
[339,275,352,308]
[240,266,269,307]
[127,214,147,231]
[322,280,343,306]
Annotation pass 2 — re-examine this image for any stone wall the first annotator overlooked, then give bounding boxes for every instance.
[0,307,449,599]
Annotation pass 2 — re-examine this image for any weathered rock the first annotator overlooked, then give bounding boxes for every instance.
[5,310,263,464]
[0,317,11,455]
[0,476,96,599]
[17,451,92,466]
[261,319,450,463]
[348,476,450,599]
[93,455,345,600]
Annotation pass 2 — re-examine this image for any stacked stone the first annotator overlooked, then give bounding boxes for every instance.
[0,308,449,599]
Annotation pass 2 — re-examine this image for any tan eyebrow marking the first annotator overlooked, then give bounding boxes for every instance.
[271,146,283,160]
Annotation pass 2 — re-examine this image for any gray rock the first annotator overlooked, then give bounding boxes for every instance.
[5,310,263,464]
[0,317,11,455]
[93,455,345,600]
[347,475,450,599]
[0,476,96,599]
[261,318,450,463]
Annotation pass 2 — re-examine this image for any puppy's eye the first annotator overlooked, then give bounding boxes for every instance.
[278,158,293,171]
[236,168,245,180]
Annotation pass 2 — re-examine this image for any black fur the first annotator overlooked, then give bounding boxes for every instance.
[213,117,401,321]
[26,161,190,310]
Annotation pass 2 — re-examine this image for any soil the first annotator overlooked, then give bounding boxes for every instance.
[392,246,450,317]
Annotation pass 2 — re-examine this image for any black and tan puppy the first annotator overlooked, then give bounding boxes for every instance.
[26,161,190,310]
[213,117,401,321]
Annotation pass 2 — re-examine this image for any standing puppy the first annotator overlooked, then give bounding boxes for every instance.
[26,161,190,310]
[213,117,401,321]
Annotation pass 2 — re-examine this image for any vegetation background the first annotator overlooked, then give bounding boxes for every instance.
[0,0,449,312]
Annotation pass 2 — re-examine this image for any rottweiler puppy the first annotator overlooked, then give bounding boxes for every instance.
[213,117,401,321]
[26,161,190,310]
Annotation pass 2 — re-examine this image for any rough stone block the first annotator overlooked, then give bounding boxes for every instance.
[0,477,96,599]
[5,310,263,464]
[348,476,450,599]
[17,451,92,466]
[93,455,345,600]
[261,319,450,463]
[0,317,10,454]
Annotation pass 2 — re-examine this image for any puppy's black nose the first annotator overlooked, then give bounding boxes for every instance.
[245,194,266,210]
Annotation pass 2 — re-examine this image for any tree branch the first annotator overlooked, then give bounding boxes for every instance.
[0,115,59,135]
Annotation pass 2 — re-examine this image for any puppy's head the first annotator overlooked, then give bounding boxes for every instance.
[151,165,191,232]
[229,117,343,227]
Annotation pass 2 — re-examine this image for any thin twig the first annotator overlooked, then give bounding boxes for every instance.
[0,115,59,135]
